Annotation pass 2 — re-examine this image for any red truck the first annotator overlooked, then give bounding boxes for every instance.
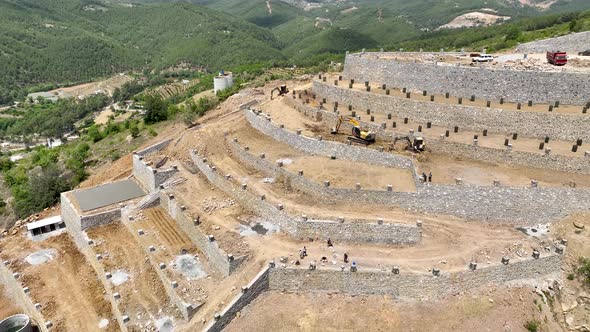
[547,51,568,66]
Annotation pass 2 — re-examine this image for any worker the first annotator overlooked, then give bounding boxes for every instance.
[428,172,432,182]
[299,249,304,259]
[302,246,308,257]
[422,172,427,182]
[327,238,333,248]
[344,253,349,263]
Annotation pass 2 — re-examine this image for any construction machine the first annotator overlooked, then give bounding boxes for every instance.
[270,85,289,99]
[331,115,376,144]
[392,135,425,152]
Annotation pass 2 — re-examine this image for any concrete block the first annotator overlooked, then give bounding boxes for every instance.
[337,216,345,223]
[23,287,30,294]
[208,235,215,242]
[455,178,463,185]
[45,321,53,329]
[138,229,145,235]
[493,180,500,187]
[355,183,361,190]
[387,185,393,192]
[324,181,330,188]
[416,220,423,228]
[260,195,266,201]
[296,129,302,135]
[545,147,551,155]
[87,240,94,245]
[532,250,540,259]
[561,239,568,246]
[227,254,234,261]
[302,215,308,221]
[113,292,121,300]
[377,219,384,225]
[530,180,538,188]
[159,263,166,269]
[432,268,440,276]
[555,245,565,254]
[277,204,284,211]
[34,303,41,310]
[12,272,20,279]
[242,286,249,293]
[260,153,265,159]
[501,257,510,265]
[392,266,400,274]
[105,272,112,279]
[241,183,247,190]
[469,262,477,270]
[122,315,130,323]
[96,254,103,261]
[168,193,175,199]
[149,246,156,252]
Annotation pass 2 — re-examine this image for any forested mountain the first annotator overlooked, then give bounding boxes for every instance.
[0,0,284,104]
[1,0,590,105]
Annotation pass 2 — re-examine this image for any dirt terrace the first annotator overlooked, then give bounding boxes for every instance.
[86,222,179,329]
[0,232,116,331]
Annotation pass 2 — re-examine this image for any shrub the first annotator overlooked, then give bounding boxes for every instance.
[524,319,540,332]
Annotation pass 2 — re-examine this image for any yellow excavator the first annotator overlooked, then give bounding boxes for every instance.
[331,115,376,144]
[392,135,425,152]
[270,85,289,100]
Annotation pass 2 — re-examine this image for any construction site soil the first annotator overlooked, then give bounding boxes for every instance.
[1,59,588,331]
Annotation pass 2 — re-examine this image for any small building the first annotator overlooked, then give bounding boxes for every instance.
[27,216,65,237]
[213,71,234,94]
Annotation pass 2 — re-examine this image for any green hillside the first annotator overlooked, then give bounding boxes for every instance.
[2,0,590,106]
[0,0,285,104]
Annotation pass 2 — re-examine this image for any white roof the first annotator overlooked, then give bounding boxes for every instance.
[27,215,62,231]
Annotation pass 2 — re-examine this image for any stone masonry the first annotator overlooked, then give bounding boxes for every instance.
[159,192,246,276]
[191,150,422,244]
[343,52,590,105]
[269,253,561,299]
[244,108,590,225]
[287,95,590,175]
[516,31,590,53]
[313,80,590,141]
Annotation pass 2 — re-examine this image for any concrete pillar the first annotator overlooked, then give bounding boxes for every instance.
[277,204,284,211]
[577,139,583,146]
[517,103,521,110]
[337,216,345,223]
[416,220,422,228]
[149,246,156,252]
[469,262,477,270]
[296,129,302,135]
[406,92,411,98]
[585,151,590,157]
[445,130,449,137]
[427,122,431,128]
[501,257,510,265]
[561,239,568,246]
[454,126,458,133]
[302,215,308,221]
[386,89,390,95]
[555,245,565,254]
[105,272,112,279]
[276,161,284,167]
[355,183,361,190]
[260,153,265,159]
[260,195,266,201]
[473,139,478,146]
[159,263,166,269]
[298,170,303,176]
[387,185,393,192]
[470,95,475,102]
[500,97,504,104]
[171,281,178,288]
[241,183,247,190]
[530,180,538,188]
[545,147,551,155]
[370,115,374,122]
[392,121,396,128]
[324,181,330,188]
[539,142,544,150]
[377,218,384,225]
[572,145,578,153]
[432,268,440,276]
[445,92,449,98]
[392,266,400,274]
[493,180,500,187]
[404,118,408,124]
[532,250,540,259]
[455,178,462,185]
[548,105,553,112]
[422,90,427,96]
[430,95,434,102]
[208,235,215,242]
[555,101,560,108]
[486,100,491,107]
[96,254,103,260]
[458,97,462,105]
[512,133,518,140]
[507,143,513,151]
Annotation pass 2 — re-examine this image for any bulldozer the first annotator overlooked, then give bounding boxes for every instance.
[331,115,376,144]
[270,85,289,100]
[392,135,425,152]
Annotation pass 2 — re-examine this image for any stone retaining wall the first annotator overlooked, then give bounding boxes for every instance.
[120,207,199,320]
[133,154,178,193]
[288,95,590,175]
[342,52,590,105]
[202,265,271,332]
[0,262,49,332]
[244,108,413,169]
[60,194,129,331]
[312,80,590,141]
[269,253,562,299]
[135,139,173,157]
[159,192,246,276]
[192,150,422,244]
[243,108,590,224]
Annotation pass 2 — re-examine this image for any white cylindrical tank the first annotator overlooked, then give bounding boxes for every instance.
[225,72,234,87]
[213,76,228,94]
[0,314,33,332]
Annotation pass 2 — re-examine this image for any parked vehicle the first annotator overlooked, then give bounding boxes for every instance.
[578,49,590,56]
[471,54,494,62]
[546,51,568,65]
